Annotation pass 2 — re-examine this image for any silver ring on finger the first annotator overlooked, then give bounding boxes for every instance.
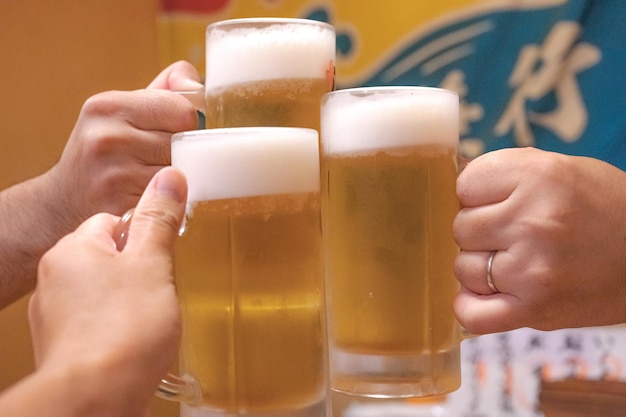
[486,250,500,293]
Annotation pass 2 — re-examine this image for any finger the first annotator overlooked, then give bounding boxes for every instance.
[457,149,520,208]
[83,90,198,136]
[70,213,121,251]
[38,214,120,279]
[132,133,171,167]
[453,199,521,251]
[453,207,498,251]
[455,249,514,294]
[95,125,172,167]
[125,167,188,256]
[147,60,204,91]
[86,164,164,218]
[125,90,198,133]
[453,286,520,334]
[146,61,205,111]
[454,251,497,295]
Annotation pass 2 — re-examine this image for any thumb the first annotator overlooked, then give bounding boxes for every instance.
[125,167,188,255]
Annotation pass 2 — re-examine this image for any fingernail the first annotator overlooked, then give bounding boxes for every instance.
[153,169,186,203]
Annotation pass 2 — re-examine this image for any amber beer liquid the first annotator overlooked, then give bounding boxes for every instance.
[204,18,336,131]
[171,128,326,417]
[321,87,461,398]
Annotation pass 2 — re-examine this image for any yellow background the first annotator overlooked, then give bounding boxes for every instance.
[159,0,485,84]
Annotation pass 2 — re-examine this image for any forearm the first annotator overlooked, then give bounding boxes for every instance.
[0,361,148,417]
[0,366,92,417]
[0,171,73,308]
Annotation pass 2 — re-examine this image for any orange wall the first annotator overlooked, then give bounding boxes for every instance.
[0,1,177,415]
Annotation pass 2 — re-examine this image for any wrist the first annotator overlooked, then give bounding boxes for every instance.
[32,354,152,417]
[0,361,112,417]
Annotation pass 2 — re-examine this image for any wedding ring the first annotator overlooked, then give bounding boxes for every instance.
[486,250,500,293]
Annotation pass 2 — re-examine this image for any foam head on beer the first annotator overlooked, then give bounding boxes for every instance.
[171,127,320,204]
[205,18,335,90]
[321,86,459,155]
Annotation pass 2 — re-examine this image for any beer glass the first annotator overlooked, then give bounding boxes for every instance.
[320,87,461,398]
[166,128,327,417]
[204,18,336,131]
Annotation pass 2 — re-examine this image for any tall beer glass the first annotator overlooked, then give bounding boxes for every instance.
[204,18,336,131]
[320,87,461,398]
[170,128,327,417]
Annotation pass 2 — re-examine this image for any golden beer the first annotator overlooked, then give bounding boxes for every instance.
[205,18,335,131]
[321,87,461,397]
[176,193,325,412]
[205,77,330,131]
[171,128,325,416]
[325,145,459,354]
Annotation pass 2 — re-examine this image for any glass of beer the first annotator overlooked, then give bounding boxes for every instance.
[204,18,336,131]
[165,128,327,417]
[320,87,461,398]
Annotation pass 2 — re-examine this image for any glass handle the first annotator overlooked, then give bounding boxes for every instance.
[174,87,205,113]
[157,373,201,403]
[113,208,134,251]
[173,88,206,129]
[114,211,200,404]
[459,325,477,341]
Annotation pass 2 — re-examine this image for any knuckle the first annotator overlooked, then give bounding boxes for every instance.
[525,150,570,180]
[81,91,125,118]
[136,203,181,234]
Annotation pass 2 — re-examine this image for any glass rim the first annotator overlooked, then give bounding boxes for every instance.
[206,17,334,32]
[323,86,458,100]
[171,127,319,143]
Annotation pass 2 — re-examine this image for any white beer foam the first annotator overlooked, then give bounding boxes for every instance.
[321,87,459,155]
[171,128,320,202]
[205,19,335,89]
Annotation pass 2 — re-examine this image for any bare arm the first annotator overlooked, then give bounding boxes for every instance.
[0,174,70,308]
